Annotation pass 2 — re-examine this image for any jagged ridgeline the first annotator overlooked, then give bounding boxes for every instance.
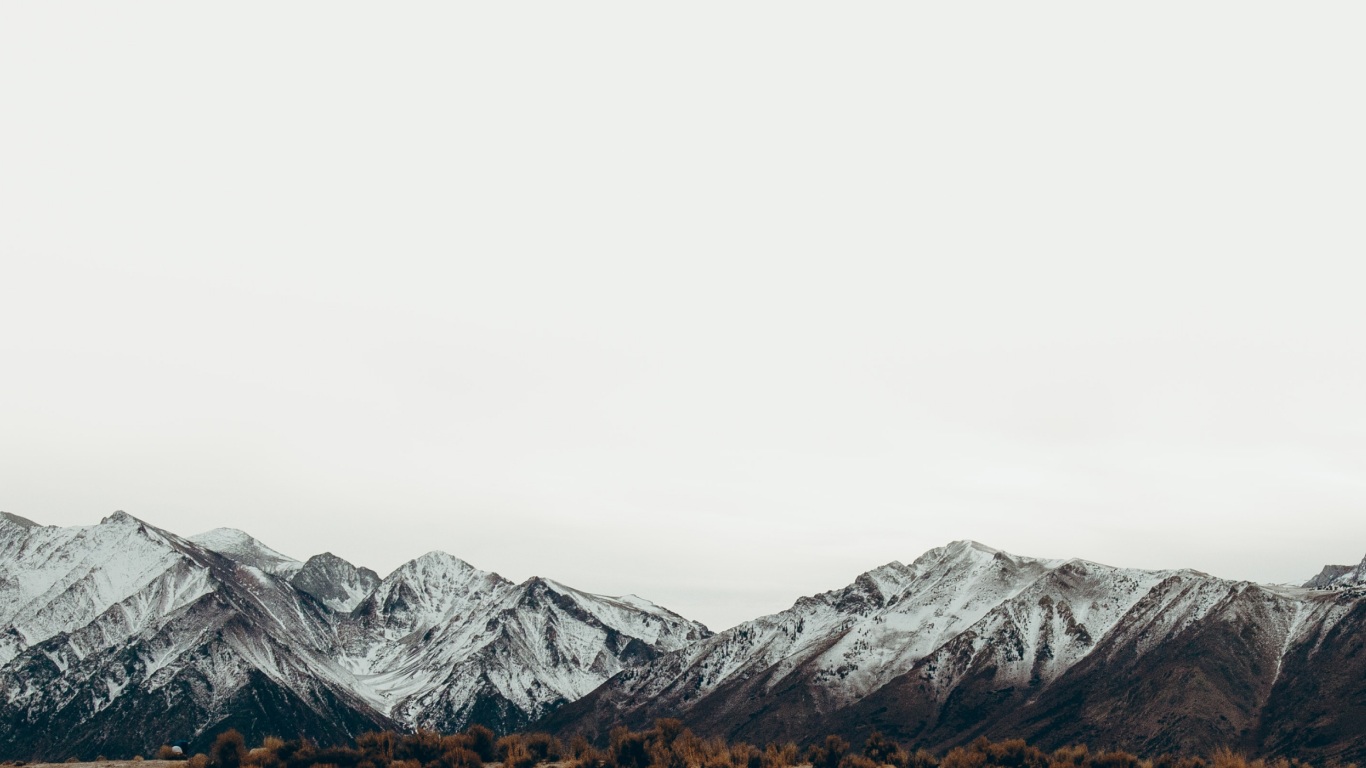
[0,511,707,760]
[3,511,1366,763]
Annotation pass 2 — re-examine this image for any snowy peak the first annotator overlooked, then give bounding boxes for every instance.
[290,552,380,612]
[546,540,1210,744]
[100,509,139,525]
[0,511,40,530]
[344,569,712,733]
[190,527,302,576]
[1,513,709,757]
[852,561,916,603]
[513,577,710,650]
[1304,551,1366,590]
[357,550,510,627]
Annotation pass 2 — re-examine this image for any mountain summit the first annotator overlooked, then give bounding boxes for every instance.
[545,541,1366,762]
[0,512,707,760]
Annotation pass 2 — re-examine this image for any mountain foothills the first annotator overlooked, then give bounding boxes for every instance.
[2,513,1366,764]
[0,511,705,760]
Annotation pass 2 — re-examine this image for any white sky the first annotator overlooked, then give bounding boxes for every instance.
[2,3,1364,630]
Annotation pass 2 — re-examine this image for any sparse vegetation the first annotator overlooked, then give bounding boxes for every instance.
[36,724,1358,768]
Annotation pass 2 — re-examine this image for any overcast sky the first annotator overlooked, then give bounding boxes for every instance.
[3,3,1364,630]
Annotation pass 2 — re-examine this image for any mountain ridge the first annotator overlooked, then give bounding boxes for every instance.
[0,511,708,760]
[541,541,1366,762]
[4,513,1366,762]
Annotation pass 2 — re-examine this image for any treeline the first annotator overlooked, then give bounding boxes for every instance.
[152,721,1351,768]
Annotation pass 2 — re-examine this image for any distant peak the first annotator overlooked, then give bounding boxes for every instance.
[866,560,910,575]
[200,526,248,538]
[417,550,471,565]
[304,551,349,566]
[946,539,1000,554]
[615,593,658,608]
[396,550,479,576]
[0,511,40,529]
[190,527,301,573]
[1303,553,1366,589]
[101,510,140,526]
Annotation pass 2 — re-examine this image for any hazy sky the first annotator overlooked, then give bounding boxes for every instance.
[3,3,1364,630]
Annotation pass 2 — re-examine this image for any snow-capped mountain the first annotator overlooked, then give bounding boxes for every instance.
[7,513,1366,763]
[0,512,707,760]
[339,562,704,733]
[290,553,381,612]
[0,511,388,760]
[189,527,303,577]
[546,541,1366,762]
[1303,553,1366,590]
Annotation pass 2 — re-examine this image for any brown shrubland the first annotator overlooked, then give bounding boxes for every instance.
[145,722,1356,768]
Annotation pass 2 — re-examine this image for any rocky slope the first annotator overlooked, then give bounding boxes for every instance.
[7,511,1366,763]
[544,542,1366,762]
[0,512,707,760]
[0,512,389,760]
[1303,553,1366,590]
[188,528,303,577]
[290,553,380,612]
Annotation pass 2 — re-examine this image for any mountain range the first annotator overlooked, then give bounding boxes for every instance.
[2,511,1364,763]
[0,511,704,759]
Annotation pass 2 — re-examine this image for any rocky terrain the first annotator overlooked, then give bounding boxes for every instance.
[544,542,1366,763]
[4,510,1366,763]
[0,512,705,760]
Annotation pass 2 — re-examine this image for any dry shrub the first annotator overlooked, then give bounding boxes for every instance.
[570,748,609,768]
[983,739,1048,768]
[862,733,910,768]
[160,747,186,761]
[762,744,800,768]
[610,728,651,768]
[188,755,211,768]
[211,731,248,768]
[567,736,595,761]
[245,748,277,768]
[496,736,523,763]
[442,747,483,768]
[940,747,986,768]
[1211,750,1249,768]
[841,756,882,768]
[358,733,398,764]
[502,741,536,768]
[655,721,686,750]
[808,737,851,768]
[1051,747,1090,768]
[906,750,938,768]
[464,727,498,764]
[523,733,564,763]
[732,743,763,768]
[1092,752,1141,768]
[398,731,446,765]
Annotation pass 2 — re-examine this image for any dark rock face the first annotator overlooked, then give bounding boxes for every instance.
[1303,555,1366,590]
[1304,565,1355,589]
[291,552,381,612]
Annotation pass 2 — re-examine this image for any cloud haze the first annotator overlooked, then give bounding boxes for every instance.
[2,3,1364,629]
